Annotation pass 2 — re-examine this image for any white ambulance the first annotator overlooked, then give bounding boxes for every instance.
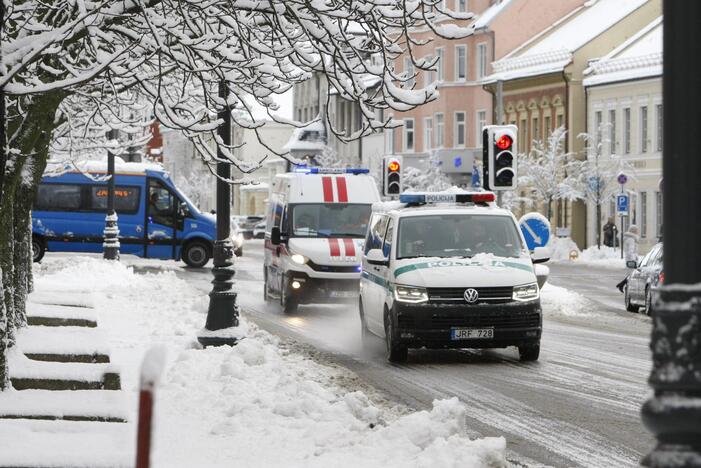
[359,191,550,363]
[264,167,381,313]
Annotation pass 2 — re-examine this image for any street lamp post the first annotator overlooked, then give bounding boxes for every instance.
[197,81,240,347]
[103,129,120,261]
[641,2,701,466]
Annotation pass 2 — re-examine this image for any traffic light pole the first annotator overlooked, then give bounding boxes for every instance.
[641,2,701,466]
[103,129,120,261]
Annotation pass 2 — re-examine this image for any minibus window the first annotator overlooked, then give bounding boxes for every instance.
[90,186,140,214]
[148,181,176,227]
[35,184,82,211]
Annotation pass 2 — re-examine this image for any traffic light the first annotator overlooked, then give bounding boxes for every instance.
[482,124,517,191]
[383,156,403,196]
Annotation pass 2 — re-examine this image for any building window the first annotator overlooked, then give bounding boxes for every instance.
[532,117,540,142]
[455,45,466,81]
[386,128,395,154]
[656,104,663,152]
[404,119,414,152]
[609,109,616,155]
[519,118,527,153]
[424,117,433,151]
[457,0,467,12]
[476,110,486,147]
[476,43,487,79]
[641,191,647,238]
[404,57,415,88]
[436,48,444,81]
[640,105,648,153]
[435,113,444,147]
[544,115,551,135]
[557,113,564,129]
[425,55,434,86]
[454,112,466,147]
[594,110,602,149]
[656,191,663,238]
[624,107,631,154]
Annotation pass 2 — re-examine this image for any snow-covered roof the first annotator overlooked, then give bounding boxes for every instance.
[45,158,165,175]
[282,120,326,152]
[583,17,662,87]
[486,0,650,82]
[471,0,514,30]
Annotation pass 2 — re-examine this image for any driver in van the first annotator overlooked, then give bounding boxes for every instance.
[294,213,315,234]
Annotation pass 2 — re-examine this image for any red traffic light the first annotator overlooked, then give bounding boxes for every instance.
[388,160,400,172]
[495,134,512,150]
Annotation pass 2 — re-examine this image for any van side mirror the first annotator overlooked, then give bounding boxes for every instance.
[531,246,550,264]
[626,260,638,269]
[535,264,549,289]
[366,249,389,266]
[271,227,281,245]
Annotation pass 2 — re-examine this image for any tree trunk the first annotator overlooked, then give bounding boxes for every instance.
[596,203,602,249]
[547,199,553,222]
[0,90,66,390]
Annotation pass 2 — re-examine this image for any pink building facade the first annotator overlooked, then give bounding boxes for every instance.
[386,0,584,184]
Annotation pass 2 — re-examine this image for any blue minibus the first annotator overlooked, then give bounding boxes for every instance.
[31,161,242,267]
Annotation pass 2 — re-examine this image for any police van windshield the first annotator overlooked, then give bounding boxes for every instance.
[290,204,371,238]
[397,214,524,259]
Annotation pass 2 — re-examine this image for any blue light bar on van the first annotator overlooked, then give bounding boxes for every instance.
[293,166,370,175]
[399,192,496,204]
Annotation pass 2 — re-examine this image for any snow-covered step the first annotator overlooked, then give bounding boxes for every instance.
[9,351,120,391]
[0,390,129,423]
[0,419,133,467]
[28,290,95,309]
[27,302,97,328]
[18,326,110,363]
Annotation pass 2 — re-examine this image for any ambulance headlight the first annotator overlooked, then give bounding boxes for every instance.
[513,283,539,302]
[291,254,308,265]
[394,285,429,304]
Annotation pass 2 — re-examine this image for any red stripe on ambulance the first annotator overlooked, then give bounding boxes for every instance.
[336,177,348,202]
[343,238,356,257]
[328,238,341,257]
[322,177,334,202]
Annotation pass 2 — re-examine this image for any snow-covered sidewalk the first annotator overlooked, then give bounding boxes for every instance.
[1,256,507,468]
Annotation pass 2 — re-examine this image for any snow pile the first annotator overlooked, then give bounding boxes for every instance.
[540,283,592,318]
[21,256,507,468]
[548,237,625,269]
[548,237,580,261]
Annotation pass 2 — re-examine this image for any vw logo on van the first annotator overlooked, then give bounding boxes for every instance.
[463,288,479,304]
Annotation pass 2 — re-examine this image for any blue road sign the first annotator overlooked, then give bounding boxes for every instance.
[617,173,628,185]
[616,194,629,215]
[519,213,551,250]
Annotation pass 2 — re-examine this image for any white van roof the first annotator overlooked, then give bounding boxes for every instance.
[273,171,380,204]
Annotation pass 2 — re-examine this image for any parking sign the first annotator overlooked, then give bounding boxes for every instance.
[616,194,629,216]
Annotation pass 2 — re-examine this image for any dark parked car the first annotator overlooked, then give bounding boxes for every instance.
[625,242,663,315]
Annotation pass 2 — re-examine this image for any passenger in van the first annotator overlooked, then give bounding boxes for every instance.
[294,213,316,234]
[149,190,173,226]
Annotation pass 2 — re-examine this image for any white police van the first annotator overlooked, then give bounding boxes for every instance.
[264,167,381,313]
[359,191,550,362]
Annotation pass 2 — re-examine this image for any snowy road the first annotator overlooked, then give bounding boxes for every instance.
[134,242,654,468]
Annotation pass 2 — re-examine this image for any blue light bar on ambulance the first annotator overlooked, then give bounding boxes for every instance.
[293,166,369,175]
[399,192,496,204]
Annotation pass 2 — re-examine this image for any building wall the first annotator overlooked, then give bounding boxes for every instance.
[586,77,662,254]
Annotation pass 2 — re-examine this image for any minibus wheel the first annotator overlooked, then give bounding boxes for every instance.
[183,240,210,268]
[32,236,46,263]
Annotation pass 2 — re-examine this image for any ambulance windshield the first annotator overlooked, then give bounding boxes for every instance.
[290,204,371,238]
[397,214,525,259]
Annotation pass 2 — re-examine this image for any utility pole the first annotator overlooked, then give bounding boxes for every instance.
[103,129,120,260]
[641,2,701,466]
[197,80,241,347]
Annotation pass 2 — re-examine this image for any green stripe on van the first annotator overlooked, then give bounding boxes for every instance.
[394,259,533,278]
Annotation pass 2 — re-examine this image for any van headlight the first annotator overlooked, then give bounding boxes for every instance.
[290,254,308,265]
[394,285,429,304]
[513,283,539,302]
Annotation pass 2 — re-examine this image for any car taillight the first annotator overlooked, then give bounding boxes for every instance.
[658,272,664,285]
